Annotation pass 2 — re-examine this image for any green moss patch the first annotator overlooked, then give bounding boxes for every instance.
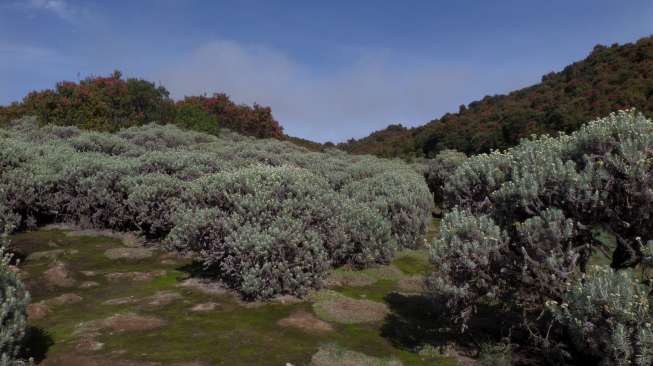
[12,228,458,366]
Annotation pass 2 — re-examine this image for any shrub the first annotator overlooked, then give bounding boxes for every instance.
[48,153,137,229]
[123,174,185,237]
[0,122,423,299]
[135,150,225,180]
[117,123,217,150]
[20,71,175,131]
[548,266,653,365]
[174,104,220,136]
[425,149,467,207]
[68,131,142,156]
[429,110,653,360]
[343,171,433,249]
[170,209,329,299]
[178,94,283,139]
[169,165,396,298]
[0,230,31,366]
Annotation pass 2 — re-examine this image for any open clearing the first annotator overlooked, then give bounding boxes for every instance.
[12,222,459,366]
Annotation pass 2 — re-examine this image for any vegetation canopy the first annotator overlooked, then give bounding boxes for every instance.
[429,110,653,364]
[0,118,432,299]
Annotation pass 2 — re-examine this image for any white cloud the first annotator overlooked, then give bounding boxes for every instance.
[160,40,525,142]
[16,0,78,22]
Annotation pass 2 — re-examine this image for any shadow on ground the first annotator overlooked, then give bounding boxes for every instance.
[381,292,513,353]
[20,326,55,362]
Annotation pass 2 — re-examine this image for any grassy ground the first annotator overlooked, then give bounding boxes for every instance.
[11,218,459,366]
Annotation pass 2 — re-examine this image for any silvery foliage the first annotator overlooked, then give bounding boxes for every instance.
[168,164,395,298]
[123,173,185,237]
[424,149,467,207]
[430,110,653,359]
[0,120,430,298]
[343,171,433,249]
[547,267,653,366]
[0,223,31,366]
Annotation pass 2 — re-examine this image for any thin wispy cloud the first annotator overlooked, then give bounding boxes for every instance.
[14,0,81,23]
[160,40,527,142]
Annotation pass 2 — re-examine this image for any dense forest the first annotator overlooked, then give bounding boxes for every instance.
[340,35,653,158]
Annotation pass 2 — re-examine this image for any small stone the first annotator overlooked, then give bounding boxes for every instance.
[160,259,177,266]
[81,270,98,277]
[190,302,220,312]
[80,281,100,289]
[104,296,139,306]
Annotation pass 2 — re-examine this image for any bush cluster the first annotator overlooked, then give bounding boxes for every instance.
[0,71,283,140]
[429,110,653,362]
[0,120,431,298]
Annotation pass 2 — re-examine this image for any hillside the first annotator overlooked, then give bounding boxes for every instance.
[340,35,653,157]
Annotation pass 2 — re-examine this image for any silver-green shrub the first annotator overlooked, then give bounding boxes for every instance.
[425,149,467,207]
[343,171,433,249]
[117,123,217,149]
[0,229,30,366]
[123,173,185,237]
[548,266,653,365]
[0,120,430,298]
[68,131,143,156]
[169,165,396,297]
[430,110,653,361]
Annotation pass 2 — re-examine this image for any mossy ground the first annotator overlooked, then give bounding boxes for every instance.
[11,222,458,366]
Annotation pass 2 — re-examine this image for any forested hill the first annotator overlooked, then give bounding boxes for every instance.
[339,35,653,158]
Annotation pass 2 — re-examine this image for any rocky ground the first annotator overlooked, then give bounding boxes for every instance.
[10,222,467,366]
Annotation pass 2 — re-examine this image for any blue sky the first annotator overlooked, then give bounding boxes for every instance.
[1,0,652,142]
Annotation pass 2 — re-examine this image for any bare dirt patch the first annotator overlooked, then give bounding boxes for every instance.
[105,270,166,282]
[104,247,153,261]
[44,223,143,248]
[83,313,166,333]
[277,310,334,333]
[177,278,228,296]
[27,302,51,321]
[396,275,425,293]
[104,296,140,306]
[27,249,78,261]
[145,291,182,307]
[43,262,76,288]
[45,293,83,306]
[324,271,377,288]
[314,297,389,324]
